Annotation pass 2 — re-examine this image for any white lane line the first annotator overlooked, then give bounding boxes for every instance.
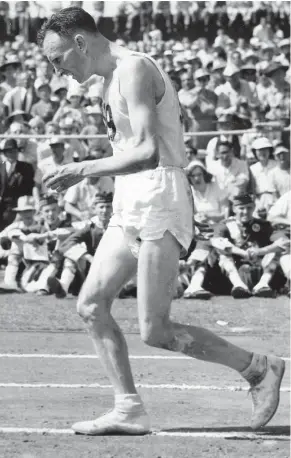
[0,354,289,361]
[0,428,289,440]
[0,383,289,391]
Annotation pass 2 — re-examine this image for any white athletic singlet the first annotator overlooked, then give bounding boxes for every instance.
[103,52,193,257]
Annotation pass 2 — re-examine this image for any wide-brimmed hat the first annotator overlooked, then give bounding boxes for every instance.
[34,79,51,93]
[274,146,289,156]
[263,62,286,76]
[0,55,21,71]
[261,42,275,52]
[13,195,35,212]
[252,137,273,150]
[7,109,31,124]
[212,59,226,71]
[241,63,256,72]
[0,138,19,152]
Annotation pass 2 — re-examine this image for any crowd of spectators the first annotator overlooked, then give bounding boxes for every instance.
[0,1,290,300]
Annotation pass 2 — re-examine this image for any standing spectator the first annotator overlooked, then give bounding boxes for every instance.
[0,55,21,92]
[268,145,290,198]
[0,1,13,43]
[215,62,259,117]
[8,121,38,169]
[207,140,251,199]
[208,59,226,91]
[3,71,38,116]
[250,137,277,216]
[263,62,290,125]
[0,139,34,231]
[31,80,58,122]
[191,68,217,149]
[253,16,274,42]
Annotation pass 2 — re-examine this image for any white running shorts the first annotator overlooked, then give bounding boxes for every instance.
[108,166,194,258]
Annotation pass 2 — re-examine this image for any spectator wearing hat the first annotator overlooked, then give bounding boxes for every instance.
[80,124,112,160]
[250,137,277,216]
[58,116,87,162]
[257,42,275,73]
[34,137,73,203]
[263,62,290,125]
[53,84,86,126]
[8,121,38,169]
[0,195,40,292]
[268,146,290,198]
[0,56,21,92]
[0,138,34,231]
[48,191,113,299]
[207,139,251,200]
[215,62,259,118]
[63,160,114,228]
[189,68,217,149]
[31,80,58,122]
[276,38,290,67]
[183,160,227,299]
[213,193,278,298]
[2,71,38,117]
[22,195,73,295]
[208,59,226,91]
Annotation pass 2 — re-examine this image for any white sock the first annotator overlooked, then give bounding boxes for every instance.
[188,267,205,292]
[253,272,272,291]
[229,271,248,289]
[115,394,145,414]
[60,268,75,293]
[240,353,267,385]
[4,264,19,284]
[280,255,290,278]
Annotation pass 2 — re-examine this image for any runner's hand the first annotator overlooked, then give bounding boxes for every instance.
[43,163,85,192]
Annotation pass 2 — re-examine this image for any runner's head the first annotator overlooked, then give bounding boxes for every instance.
[38,7,106,83]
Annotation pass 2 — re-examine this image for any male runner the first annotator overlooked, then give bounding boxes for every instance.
[39,7,285,435]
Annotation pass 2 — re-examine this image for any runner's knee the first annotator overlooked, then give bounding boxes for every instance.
[77,288,110,323]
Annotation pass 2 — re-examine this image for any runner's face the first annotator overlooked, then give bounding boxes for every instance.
[43,31,89,83]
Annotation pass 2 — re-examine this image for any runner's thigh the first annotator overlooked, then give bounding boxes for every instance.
[77,226,137,310]
[137,231,181,325]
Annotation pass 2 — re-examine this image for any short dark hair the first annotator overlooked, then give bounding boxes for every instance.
[37,7,98,46]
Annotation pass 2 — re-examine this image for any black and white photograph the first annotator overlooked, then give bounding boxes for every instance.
[0,1,290,456]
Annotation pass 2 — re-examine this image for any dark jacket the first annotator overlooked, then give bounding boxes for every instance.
[0,160,35,230]
[60,221,105,257]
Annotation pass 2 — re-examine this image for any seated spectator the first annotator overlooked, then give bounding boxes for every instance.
[215,62,259,118]
[268,190,291,296]
[212,193,280,298]
[63,165,114,228]
[208,59,226,91]
[47,191,113,299]
[31,80,58,122]
[207,139,251,199]
[183,160,227,299]
[0,196,39,292]
[0,139,34,231]
[268,145,290,198]
[21,195,73,295]
[184,139,197,163]
[250,137,277,216]
[59,116,87,161]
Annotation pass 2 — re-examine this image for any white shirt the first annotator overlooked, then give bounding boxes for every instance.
[64,177,114,222]
[191,181,227,218]
[208,157,250,197]
[250,160,277,195]
[268,167,290,197]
